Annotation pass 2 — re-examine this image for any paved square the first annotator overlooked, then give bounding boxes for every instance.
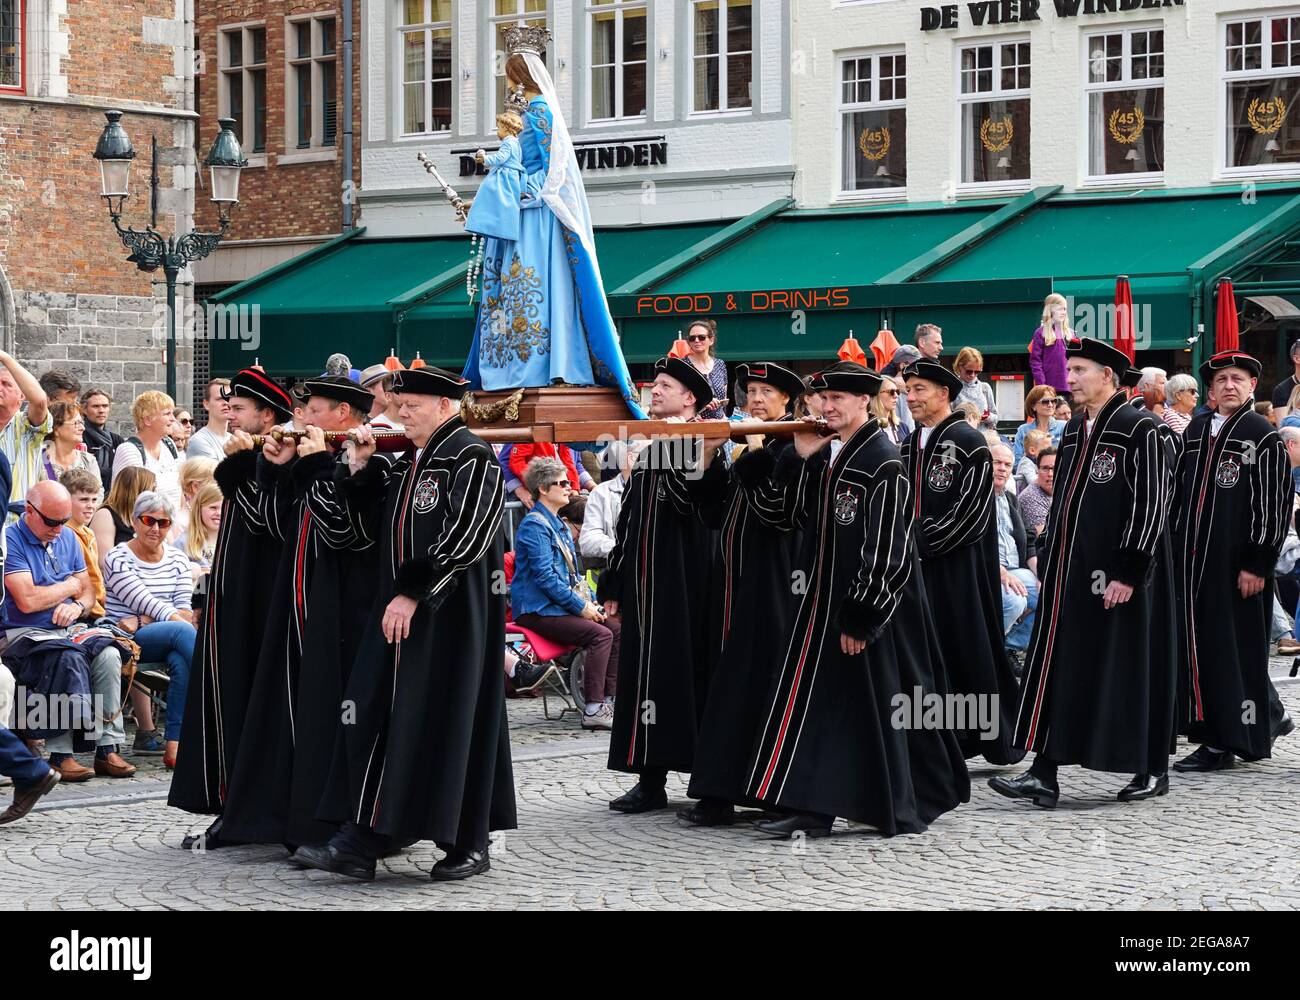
[2,668,1296,910]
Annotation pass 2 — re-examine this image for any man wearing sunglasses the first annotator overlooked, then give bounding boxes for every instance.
[2,481,135,782]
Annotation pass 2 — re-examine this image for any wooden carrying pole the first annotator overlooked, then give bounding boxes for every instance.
[472,418,830,445]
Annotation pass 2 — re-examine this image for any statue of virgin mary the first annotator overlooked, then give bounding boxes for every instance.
[461,24,646,419]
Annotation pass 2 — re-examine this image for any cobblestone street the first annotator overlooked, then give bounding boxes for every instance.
[2,667,1297,911]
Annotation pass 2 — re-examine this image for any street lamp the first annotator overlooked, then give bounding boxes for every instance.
[93,110,246,400]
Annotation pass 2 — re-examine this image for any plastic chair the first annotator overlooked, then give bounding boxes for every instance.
[505,620,585,721]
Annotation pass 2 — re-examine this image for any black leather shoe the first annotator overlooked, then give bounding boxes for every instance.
[0,768,59,826]
[677,799,737,827]
[752,812,833,839]
[290,843,375,881]
[609,781,668,814]
[182,816,236,852]
[431,847,489,881]
[1172,746,1235,772]
[988,771,1060,808]
[1271,714,1295,752]
[1117,772,1169,801]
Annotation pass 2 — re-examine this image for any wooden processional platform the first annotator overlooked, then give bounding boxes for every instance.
[460,385,820,444]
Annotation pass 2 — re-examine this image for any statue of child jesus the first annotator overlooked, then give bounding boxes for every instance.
[465,110,526,243]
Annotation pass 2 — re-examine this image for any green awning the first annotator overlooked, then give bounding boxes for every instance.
[209,183,1300,380]
[914,188,1300,352]
[210,221,729,376]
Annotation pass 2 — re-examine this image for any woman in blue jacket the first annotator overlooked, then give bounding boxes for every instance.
[513,457,620,730]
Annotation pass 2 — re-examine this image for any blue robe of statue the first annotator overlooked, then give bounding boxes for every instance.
[465,136,524,243]
[463,96,646,418]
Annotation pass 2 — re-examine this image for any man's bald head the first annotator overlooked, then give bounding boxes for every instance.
[24,481,72,543]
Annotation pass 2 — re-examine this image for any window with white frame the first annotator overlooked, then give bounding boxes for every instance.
[400,0,452,135]
[958,40,1030,185]
[491,0,547,114]
[1223,13,1300,171]
[221,25,268,153]
[589,0,647,122]
[1084,27,1164,178]
[691,0,752,114]
[288,15,338,149]
[0,0,22,92]
[838,51,906,193]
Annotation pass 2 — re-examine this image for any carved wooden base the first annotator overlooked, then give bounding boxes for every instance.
[460,385,825,444]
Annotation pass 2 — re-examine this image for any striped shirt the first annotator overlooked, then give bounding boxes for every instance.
[0,407,52,523]
[102,542,192,622]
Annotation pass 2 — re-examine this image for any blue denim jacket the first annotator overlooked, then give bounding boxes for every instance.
[511,505,589,618]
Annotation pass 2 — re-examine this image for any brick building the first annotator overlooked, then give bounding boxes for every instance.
[0,0,197,418]
[191,0,361,393]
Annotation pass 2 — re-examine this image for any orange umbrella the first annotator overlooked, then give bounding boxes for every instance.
[667,333,691,359]
[838,332,867,366]
[1114,275,1136,363]
[869,328,901,370]
[384,347,403,371]
[1216,278,1240,352]
[410,352,428,369]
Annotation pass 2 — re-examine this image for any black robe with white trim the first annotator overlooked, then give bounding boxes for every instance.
[1012,390,1171,774]
[602,437,722,777]
[686,428,804,806]
[742,420,969,832]
[900,412,1023,764]
[169,449,292,817]
[220,449,382,847]
[318,417,516,851]
[1171,403,1291,761]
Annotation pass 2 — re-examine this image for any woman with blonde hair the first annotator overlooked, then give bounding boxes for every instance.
[91,466,157,571]
[1029,293,1071,393]
[874,376,908,446]
[954,346,999,423]
[174,456,217,539]
[112,390,181,509]
[174,480,222,612]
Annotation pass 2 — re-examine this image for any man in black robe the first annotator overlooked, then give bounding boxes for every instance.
[900,359,1023,764]
[220,376,382,849]
[681,361,806,826]
[992,338,1173,807]
[293,365,514,882]
[743,362,969,839]
[1171,350,1294,771]
[602,356,723,815]
[169,368,294,850]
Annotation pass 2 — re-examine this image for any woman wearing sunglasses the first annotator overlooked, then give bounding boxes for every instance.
[1012,384,1067,466]
[512,457,619,730]
[41,401,99,482]
[101,491,196,769]
[683,318,728,420]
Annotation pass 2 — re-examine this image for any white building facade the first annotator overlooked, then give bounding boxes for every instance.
[793,0,1300,207]
[358,0,795,236]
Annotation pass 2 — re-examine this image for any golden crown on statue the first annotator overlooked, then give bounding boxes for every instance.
[505,22,551,56]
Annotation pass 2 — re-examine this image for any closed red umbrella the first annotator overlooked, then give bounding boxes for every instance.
[1114,275,1136,363]
[1216,277,1240,352]
[837,331,867,366]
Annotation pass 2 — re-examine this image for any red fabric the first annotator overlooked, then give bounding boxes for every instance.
[504,550,516,584]
[868,328,901,369]
[668,338,691,359]
[838,336,868,366]
[1216,278,1240,352]
[508,442,584,488]
[1114,276,1136,363]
